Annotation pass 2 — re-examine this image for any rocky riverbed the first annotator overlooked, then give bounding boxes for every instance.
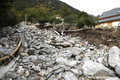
[0,22,120,80]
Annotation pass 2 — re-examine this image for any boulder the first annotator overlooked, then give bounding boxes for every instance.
[58,50,73,59]
[24,42,28,48]
[115,65,120,77]
[57,72,64,79]
[89,46,95,50]
[102,55,109,67]
[33,66,41,72]
[9,73,18,79]
[24,71,30,77]
[22,57,30,63]
[27,48,35,55]
[84,41,88,46]
[61,42,72,47]
[82,60,115,76]
[68,38,75,45]
[17,66,25,75]
[55,36,64,43]
[20,53,29,57]
[97,57,103,63]
[48,74,58,80]
[108,46,120,68]
[29,55,37,62]
[1,38,8,42]
[0,49,13,57]
[56,57,78,67]
[56,57,69,64]
[105,77,120,80]
[70,69,82,76]
[69,47,82,56]
[38,55,50,62]
[0,45,2,49]
[64,72,77,80]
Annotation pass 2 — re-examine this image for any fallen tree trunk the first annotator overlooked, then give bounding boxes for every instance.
[0,34,22,62]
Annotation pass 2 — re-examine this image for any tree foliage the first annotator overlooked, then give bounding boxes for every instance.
[24,5,55,24]
[58,5,73,18]
[13,0,80,14]
[77,11,94,28]
[0,0,98,29]
[0,0,17,27]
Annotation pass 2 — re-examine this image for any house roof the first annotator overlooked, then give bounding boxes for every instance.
[100,8,120,19]
[99,8,120,23]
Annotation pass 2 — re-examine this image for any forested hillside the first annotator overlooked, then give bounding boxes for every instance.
[0,0,99,29]
[13,0,80,14]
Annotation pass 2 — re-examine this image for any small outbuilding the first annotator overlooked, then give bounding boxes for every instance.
[96,8,120,28]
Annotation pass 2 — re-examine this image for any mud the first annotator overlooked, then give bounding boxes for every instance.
[65,28,120,48]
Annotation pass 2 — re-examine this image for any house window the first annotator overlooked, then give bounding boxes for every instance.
[117,11,120,14]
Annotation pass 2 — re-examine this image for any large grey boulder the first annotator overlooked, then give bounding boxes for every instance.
[56,57,79,67]
[108,46,120,68]
[82,60,115,76]
[55,36,64,43]
[58,50,73,59]
[105,77,120,80]
[115,65,120,77]
[68,47,82,56]
[64,72,77,80]
[70,69,82,76]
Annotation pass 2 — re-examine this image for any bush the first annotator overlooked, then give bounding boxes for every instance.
[77,20,84,29]
[54,19,62,24]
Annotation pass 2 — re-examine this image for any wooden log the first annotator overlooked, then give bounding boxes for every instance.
[0,34,22,62]
[10,34,22,56]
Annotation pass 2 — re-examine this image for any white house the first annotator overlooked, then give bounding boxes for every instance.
[96,8,120,28]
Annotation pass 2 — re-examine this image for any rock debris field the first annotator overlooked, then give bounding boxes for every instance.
[0,22,120,80]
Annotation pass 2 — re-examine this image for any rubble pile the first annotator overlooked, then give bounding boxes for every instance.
[0,22,120,80]
[0,26,19,58]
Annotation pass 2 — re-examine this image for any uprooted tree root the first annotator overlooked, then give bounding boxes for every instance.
[65,28,120,48]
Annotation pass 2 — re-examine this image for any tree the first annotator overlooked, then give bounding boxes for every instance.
[77,11,93,28]
[0,0,17,27]
[77,17,85,28]
[24,5,55,24]
[84,17,92,27]
[57,5,73,18]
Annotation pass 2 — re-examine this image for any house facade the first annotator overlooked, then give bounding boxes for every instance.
[96,8,120,28]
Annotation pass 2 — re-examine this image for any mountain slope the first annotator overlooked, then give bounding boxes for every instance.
[13,0,80,14]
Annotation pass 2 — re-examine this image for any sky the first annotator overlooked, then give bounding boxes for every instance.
[60,0,120,16]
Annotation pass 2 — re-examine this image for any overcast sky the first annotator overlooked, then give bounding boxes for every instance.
[60,0,120,16]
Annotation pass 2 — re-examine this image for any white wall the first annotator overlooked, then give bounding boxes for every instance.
[112,21,120,27]
[99,23,108,27]
[102,23,108,27]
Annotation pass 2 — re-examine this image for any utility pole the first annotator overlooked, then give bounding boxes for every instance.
[25,14,27,23]
[61,19,65,36]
